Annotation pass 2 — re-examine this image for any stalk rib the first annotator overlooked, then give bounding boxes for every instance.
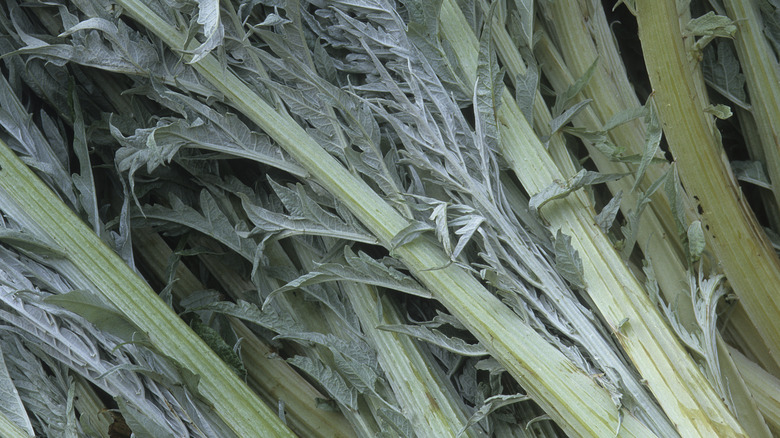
[109,0,657,434]
[636,0,780,372]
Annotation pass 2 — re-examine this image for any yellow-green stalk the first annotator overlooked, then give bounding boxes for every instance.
[722,0,780,223]
[635,0,780,373]
[132,229,356,438]
[533,3,770,435]
[729,347,780,435]
[291,240,478,438]
[440,0,745,435]
[0,138,295,437]
[0,412,30,438]
[110,0,656,434]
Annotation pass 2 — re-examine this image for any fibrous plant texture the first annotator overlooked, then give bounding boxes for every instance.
[1,0,779,437]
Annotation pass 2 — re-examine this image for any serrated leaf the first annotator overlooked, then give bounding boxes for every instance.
[376,407,414,438]
[59,17,118,38]
[0,75,77,208]
[451,214,484,259]
[330,349,381,396]
[602,106,647,131]
[457,393,531,437]
[287,356,357,410]
[702,41,748,107]
[622,167,672,259]
[377,324,488,356]
[762,2,780,56]
[632,99,663,191]
[9,40,142,75]
[685,12,736,38]
[474,1,504,152]
[139,193,256,260]
[474,357,504,374]
[256,12,291,27]
[390,221,434,249]
[406,11,468,99]
[664,165,688,236]
[195,300,301,335]
[515,64,538,125]
[429,201,451,253]
[64,378,78,438]
[405,0,445,32]
[188,0,224,63]
[513,0,535,48]
[271,247,431,299]
[0,345,34,436]
[43,290,145,342]
[596,190,623,232]
[431,310,469,331]
[731,160,772,189]
[562,127,620,158]
[239,183,377,247]
[11,16,157,76]
[529,169,626,212]
[111,120,183,199]
[276,331,374,369]
[553,230,586,289]
[687,220,706,263]
[113,89,306,180]
[179,289,222,311]
[68,82,100,235]
[0,229,65,258]
[115,397,177,438]
[552,58,598,117]
[704,104,732,119]
[549,99,592,138]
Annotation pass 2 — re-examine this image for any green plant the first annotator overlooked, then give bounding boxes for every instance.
[1,0,780,437]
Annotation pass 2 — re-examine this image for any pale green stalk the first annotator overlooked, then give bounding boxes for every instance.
[532,29,688,307]
[722,0,780,221]
[532,5,770,436]
[732,108,780,231]
[440,0,745,435]
[723,306,780,376]
[132,229,356,438]
[111,0,656,434]
[291,239,478,438]
[72,377,112,437]
[0,412,30,438]
[346,286,477,438]
[719,0,780,374]
[457,5,678,435]
[0,138,295,437]
[635,0,780,372]
[729,347,780,435]
[197,239,384,437]
[534,2,689,315]
[477,1,577,178]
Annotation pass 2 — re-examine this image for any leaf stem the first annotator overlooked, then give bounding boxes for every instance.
[132,228,356,438]
[110,0,655,434]
[440,0,746,435]
[636,0,780,373]
[0,138,295,437]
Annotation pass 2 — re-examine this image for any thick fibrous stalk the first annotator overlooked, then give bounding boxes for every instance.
[0,138,295,437]
[439,0,745,435]
[107,0,656,434]
[636,0,780,374]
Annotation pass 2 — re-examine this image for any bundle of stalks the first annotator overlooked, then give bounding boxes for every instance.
[1,0,779,436]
